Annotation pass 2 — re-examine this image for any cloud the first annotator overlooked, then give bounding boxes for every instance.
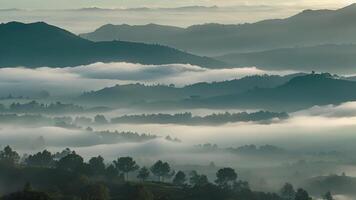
[0,62,296,96]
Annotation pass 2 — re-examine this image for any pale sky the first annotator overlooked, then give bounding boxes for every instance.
[1,0,356,33]
[0,0,355,9]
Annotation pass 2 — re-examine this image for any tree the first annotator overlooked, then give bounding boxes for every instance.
[94,115,108,124]
[114,157,139,181]
[105,164,118,179]
[57,151,84,172]
[0,146,20,166]
[150,160,173,182]
[137,167,150,182]
[322,191,334,200]
[81,183,110,200]
[295,188,312,200]
[215,168,237,188]
[189,171,209,187]
[26,150,54,167]
[88,156,106,175]
[279,183,296,200]
[173,171,186,185]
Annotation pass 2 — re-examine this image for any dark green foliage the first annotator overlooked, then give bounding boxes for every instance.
[322,191,334,200]
[114,157,139,181]
[0,146,305,200]
[88,156,106,176]
[189,171,209,187]
[137,167,150,182]
[111,111,288,125]
[150,161,173,182]
[294,189,312,200]
[8,101,84,114]
[279,183,296,200]
[0,146,20,167]
[105,164,118,179]
[26,150,54,167]
[173,171,187,186]
[215,167,238,188]
[56,151,84,172]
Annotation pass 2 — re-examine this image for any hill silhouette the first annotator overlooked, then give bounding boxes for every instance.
[192,73,356,111]
[217,44,356,73]
[81,4,356,57]
[78,74,303,106]
[0,22,224,68]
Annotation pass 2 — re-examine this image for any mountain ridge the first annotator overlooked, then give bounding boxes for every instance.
[0,21,224,68]
[80,4,356,57]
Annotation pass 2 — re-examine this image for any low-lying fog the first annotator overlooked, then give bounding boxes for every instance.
[1,102,356,161]
[0,62,297,97]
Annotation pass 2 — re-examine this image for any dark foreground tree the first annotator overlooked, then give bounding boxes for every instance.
[215,167,238,188]
[56,151,84,172]
[189,171,209,187]
[105,164,118,179]
[114,157,139,181]
[295,188,312,200]
[322,191,334,200]
[150,160,173,182]
[173,171,187,186]
[279,183,296,200]
[0,146,20,166]
[88,156,106,175]
[26,150,54,167]
[137,167,150,182]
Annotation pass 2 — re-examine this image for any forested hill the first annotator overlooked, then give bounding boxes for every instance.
[0,22,224,68]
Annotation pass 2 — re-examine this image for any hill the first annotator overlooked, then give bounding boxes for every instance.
[78,73,303,106]
[80,4,356,56]
[217,44,356,73]
[188,73,356,111]
[0,22,224,68]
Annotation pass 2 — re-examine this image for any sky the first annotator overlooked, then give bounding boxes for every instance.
[0,0,355,9]
[1,0,356,33]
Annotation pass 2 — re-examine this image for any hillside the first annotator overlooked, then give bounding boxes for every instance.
[78,74,303,106]
[81,4,356,56]
[217,44,356,73]
[0,22,224,68]
[191,73,356,111]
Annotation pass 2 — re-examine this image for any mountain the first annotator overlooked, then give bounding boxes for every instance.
[186,73,356,111]
[78,73,304,106]
[80,4,356,56]
[0,22,224,68]
[78,73,356,111]
[217,44,356,73]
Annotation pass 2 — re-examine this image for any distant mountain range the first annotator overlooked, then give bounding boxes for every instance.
[217,44,356,73]
[81,4,356,56]
[78,73,356,111]
[0,22,223,68]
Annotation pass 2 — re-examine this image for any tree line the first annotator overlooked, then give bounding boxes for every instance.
[0,146,334,200]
